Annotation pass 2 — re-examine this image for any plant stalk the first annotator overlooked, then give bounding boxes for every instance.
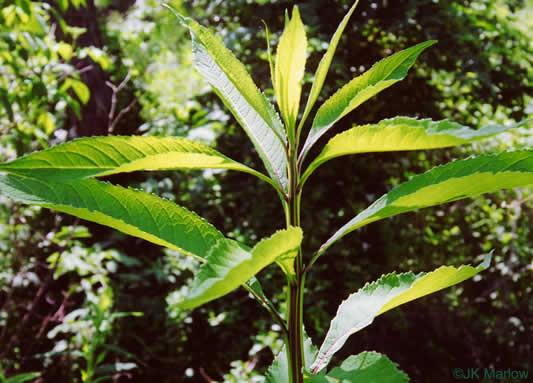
[285,146,305,383]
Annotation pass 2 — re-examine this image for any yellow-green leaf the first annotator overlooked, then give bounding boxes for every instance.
[0,136,276,188]
[302,117,532,185]
[181,227,303,310]
[311,255,490,373]
[274,6,307,136]
[317,150,533,258]
[61,78,90,105]
[300,40,436,163]
[299,0,360,133]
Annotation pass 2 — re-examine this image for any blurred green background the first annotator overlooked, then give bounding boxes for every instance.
[0,0,532,382]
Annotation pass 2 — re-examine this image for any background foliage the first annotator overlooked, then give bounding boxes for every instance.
[0,0,531,382]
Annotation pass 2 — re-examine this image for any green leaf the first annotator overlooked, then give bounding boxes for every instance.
[57,41,73,61]
[298,0,360,133]
[244,276,284,321]
[302,117,532,185]
[304,352,409,383]
[0,175,223,261]
[4,372,41,383]
[262,21,275,86]
[317,150,533,258]
[300,41,436,163]
[274,6,307,136]
[165,6,288,191]
[181,227,303,310]
[311,256,490,373]
[0,135,276,187]
[266,328,318,383]
[61,78,90,105]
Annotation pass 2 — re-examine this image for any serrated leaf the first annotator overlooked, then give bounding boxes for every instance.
[166,7,288,191]
[181,227,303,310]
[317,150,533,258]
[274,6,307,135]
[0,136,275,187]
[302,117,531,185]
[266,328,318,383]
[304,351,409,383]
[330,352,409,382]
[299,0,360,132]
[300,41,436,163]
[0,175,223,261]
[311,256,490,373]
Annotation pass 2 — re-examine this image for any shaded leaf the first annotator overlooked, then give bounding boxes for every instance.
[266,328,318,383]
[304,352,408,383]
[0,175,223,261]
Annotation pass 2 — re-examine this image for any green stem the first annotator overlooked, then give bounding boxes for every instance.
[285,146,305,383]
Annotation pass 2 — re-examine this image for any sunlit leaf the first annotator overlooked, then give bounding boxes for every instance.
[302,117,531,185]
[311,255,490,372]
[181,227,302,309]
[317,150,533,258]
[0,135,276,187]
[300,41,436,163]
[299,0,360,132]
[61,78,90,105]
[274,6,307,136]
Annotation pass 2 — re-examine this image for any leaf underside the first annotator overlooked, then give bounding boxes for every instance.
[169,9,288,191]
[318,150,533,257]
[0,175,223,260]
[311,255,490,373]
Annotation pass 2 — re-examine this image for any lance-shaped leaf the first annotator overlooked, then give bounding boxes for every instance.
[266,328,318,383]
[274,6,307,136]
[299,40,436,163]
[0,135,276,188]
[304,352,408,383]
[301,117,532,185]
[311,255,490,373]
[298,0,360,133]
[166,7,288,190]
[0,175,223,261]
[181,227,303,310]
[316,150,533,258]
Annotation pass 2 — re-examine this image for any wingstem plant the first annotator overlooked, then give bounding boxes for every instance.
[0,2,532,382]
